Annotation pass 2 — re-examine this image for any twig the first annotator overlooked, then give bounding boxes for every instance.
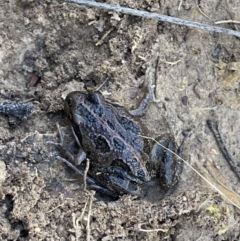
[189,106,218,111]
[215,20,240,25]
[154,56,160,96]
[70,201,88,240]
[96,27,114,46]
[160,59,181,65]
[83,158,90,191]
[178,0,183,11]
[207,120,240,181]
[196,0,212,21]
[79,199,88,221]
[71,213,81,241]
[86,191,94,241]
[95,77,110,91]
[47,201,66,213]
[62,0,240,37]
[138,223,168,233]
[70,191,94,241]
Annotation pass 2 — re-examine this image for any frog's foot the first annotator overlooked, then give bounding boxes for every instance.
[48,123,86,165]
[48,128,74,163]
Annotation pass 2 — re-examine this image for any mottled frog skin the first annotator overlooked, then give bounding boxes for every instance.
[64,90,182,197]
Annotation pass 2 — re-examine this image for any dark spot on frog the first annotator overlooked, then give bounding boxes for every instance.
[128,158,146,180]
[113,137,126,151]
[95,136,110,153]
[75,105,97,123]
[84,93,103,117]
[107,120,116,130]
[111,159,132,172]
[132,138,143,151]
[116,115,140,134]
[89,132,95,142]
[131,158,140,167]
[137,169,146,179]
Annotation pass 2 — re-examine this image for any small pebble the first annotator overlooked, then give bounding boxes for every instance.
[181,96,188,106]
[27,73,40,87]
[194,85,209,99]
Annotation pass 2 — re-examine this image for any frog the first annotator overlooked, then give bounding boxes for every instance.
[63,86,184,197]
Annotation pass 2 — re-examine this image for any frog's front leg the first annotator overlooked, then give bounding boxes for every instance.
[69,125,87,165]
[150,134,184,189]
[52,123,119,197]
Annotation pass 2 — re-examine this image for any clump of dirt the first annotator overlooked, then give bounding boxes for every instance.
[0,161,226,240]
[1,0,240,240]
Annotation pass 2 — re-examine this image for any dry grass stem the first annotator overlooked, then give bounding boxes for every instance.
[196,0,212,20]
[215,20,240,25]
[83,159,90,191]
[160,59,181,65]
[189,106,218,111]
[197,164,240,208]
[70,191,94,241]
[47,201,66,213]
[96,27,114,46]
[178,0,183,11]
[138,223,168,233]
[86,191,94,241]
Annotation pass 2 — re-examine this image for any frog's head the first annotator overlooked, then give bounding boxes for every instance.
[65,91,80,121]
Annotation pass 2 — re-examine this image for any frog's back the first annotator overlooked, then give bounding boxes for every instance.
[78,92,144,154]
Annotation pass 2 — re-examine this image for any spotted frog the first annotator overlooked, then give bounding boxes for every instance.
[64,88,183,197]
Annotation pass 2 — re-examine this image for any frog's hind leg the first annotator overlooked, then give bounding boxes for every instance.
[57,156,119,198]
[93,166,143,197]
[149,134,186,191]
[150,135,177,187]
